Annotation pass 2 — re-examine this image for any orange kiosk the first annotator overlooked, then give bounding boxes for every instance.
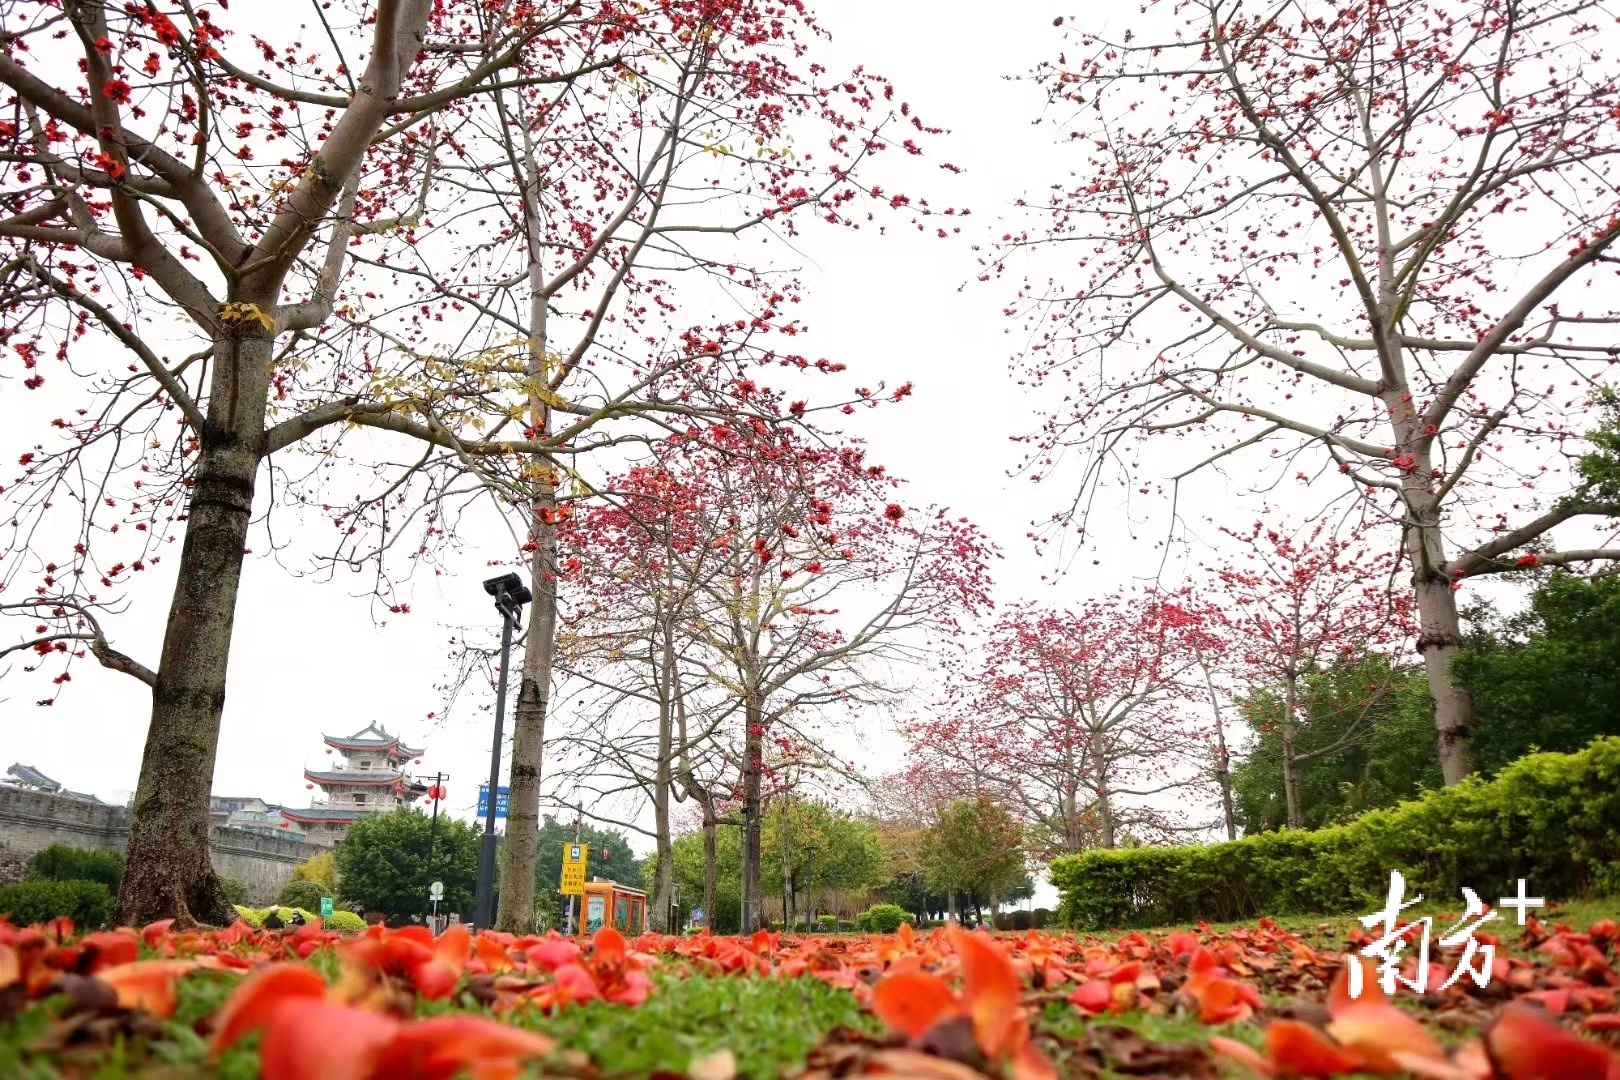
[580,880,647,935]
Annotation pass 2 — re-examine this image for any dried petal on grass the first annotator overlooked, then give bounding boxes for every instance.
[690,1047,738,1080]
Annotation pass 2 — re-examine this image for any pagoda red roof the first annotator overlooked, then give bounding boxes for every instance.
[279,806,365,825]
[303,769,407,787]
[321,724,423,758]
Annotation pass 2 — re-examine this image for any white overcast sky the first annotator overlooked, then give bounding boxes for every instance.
[0,0,1561,892]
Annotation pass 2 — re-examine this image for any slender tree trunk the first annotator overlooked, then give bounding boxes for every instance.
[1406,497,1474,784]
[119,323,272,927]
[650,618,675,932]
[496,148,560,932]
[741,695,764,932]
[1280,672,1305,829]
[779,804,794,929]
[701,802,718,932]
[1201,660,1238,840]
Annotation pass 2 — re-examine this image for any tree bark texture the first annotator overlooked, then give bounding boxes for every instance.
[118,324,272,926]
[496,511,557,932]
[741,696,764,931]
[1281,673,1305,829]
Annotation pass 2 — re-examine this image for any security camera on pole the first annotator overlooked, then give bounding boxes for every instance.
[472,572,532,931]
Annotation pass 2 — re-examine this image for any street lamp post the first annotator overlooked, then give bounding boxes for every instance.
[472,572,532,931]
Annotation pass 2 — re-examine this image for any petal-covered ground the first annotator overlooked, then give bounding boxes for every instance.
[1,904,1618,1079]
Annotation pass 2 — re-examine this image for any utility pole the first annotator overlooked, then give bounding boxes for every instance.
[424,772,446,928]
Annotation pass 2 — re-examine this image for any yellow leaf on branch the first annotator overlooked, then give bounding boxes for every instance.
[219,302,274,331]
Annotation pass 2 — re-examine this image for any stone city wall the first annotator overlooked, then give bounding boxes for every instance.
[0,787,318,904]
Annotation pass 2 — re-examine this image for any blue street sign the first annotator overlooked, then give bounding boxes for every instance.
[477,785,510,818]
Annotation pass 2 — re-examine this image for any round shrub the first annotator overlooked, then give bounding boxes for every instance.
[859,903,911,934]
[220,876,251,907]
[277,879,326,911]
[816,914,838,932]
[1009,910,1033,931]
[323,910,366,932]
[0,879,115,928]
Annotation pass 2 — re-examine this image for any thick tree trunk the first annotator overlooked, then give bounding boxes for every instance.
[1089,731,1117,848]
[1280,674,1305,829]
[651,797,673,932]
[496,176,560,932]
[1411,544,1474,784]
[495,516,556,932]
[119,325,271,927]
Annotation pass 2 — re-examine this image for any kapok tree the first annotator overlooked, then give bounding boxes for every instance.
[920,594,1209,853]
[357,0,953,931]
[0,0,607,923]
[569,429,993,931]
[542,462,738,931]
[1009,0,1620,784]
[1207,519,1412,829]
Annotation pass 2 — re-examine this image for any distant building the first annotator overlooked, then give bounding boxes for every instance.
[279,724,429,847]
[4,764,102,803]
[209,796,304,838]
[209,795,272,823]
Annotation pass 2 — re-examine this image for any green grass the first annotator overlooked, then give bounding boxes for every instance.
[510,969,873,1078]
[0,967,867,1080]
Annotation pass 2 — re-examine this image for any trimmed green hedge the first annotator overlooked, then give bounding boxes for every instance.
[232,905,367,932]
[0,879,116,928]
[28,845,123,893]
[1052,738,1620,930]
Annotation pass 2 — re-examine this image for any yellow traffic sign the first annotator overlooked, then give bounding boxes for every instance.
[560,842,589,896]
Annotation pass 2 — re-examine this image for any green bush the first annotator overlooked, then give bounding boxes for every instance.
[0,879,116,928]
[324,910,366,932]
[1031,908,1052,930]
[858,903,912,934]
[278,879,327,911]
[27,845,123,892]
[231,904,368,933]
[1051,738,1620,930]
[816,914,838,932]
[220,876,251,907]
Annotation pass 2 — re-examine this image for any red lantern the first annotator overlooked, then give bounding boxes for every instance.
[278,822,289,829]
[306,783,314,789]
[326,748,333,754]
[414,758,422,764]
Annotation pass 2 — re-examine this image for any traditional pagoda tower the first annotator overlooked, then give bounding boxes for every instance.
[280,724,429,847]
